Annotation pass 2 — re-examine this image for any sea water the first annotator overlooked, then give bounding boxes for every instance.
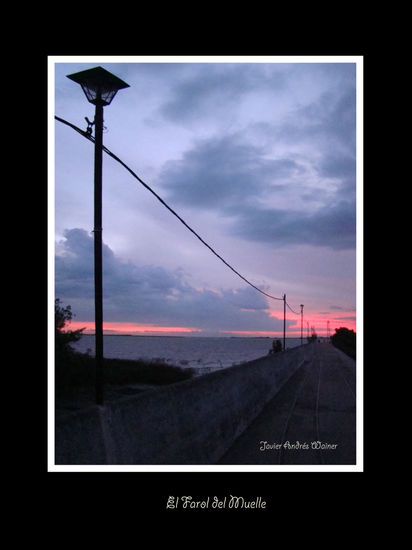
[70,334,304,375]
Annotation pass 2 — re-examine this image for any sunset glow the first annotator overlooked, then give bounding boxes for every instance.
[67,315,356,337]
[67,320,202,335]
[266,308,356,337]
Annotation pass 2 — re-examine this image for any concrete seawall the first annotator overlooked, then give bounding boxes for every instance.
[55,343,315,465]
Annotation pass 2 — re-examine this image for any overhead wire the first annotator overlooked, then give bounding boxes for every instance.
[55,115,285,302]
[285,301,301,315]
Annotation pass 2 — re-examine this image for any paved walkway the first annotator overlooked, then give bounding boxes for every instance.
[219,343,356,465]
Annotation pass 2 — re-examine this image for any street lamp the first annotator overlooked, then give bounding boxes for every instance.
[300,304,304,345]
[66,66,130,404]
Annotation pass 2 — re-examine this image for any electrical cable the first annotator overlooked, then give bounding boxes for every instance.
[286,301,301,315]
[55,115,284,302]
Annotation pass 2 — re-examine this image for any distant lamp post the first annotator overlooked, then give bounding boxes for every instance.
[67,66,130,405]
[300,304,304,345]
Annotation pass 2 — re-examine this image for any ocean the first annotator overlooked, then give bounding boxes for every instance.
[70,334,304,375]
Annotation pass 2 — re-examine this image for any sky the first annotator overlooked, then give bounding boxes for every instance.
[51,56,360,338]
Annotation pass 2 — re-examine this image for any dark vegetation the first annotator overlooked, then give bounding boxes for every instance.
[55,299,195,398]
[331,327,356,359]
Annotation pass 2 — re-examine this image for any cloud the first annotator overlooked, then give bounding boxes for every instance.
[318,155,356,180]
[154,75,356,252]
[55,228,288,333]
[156,126,356,250]
[157,133,305,210]
[158,64,288,124]
[334,316,357,322]
[278,86,356,156]
[231,199,356,250]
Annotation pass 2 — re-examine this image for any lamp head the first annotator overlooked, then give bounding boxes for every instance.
[67,66,130,106]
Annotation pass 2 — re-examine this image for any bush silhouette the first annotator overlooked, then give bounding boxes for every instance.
[55,299,85,359]
[54,299,194,399]
[331,327,356,359]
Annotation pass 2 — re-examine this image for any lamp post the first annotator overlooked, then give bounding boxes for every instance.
[66,66,130,404]
[283,294,286,351]
[300,304,304,346]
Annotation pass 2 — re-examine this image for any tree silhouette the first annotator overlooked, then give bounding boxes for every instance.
[55,299,85,357]
[331,327,356,359]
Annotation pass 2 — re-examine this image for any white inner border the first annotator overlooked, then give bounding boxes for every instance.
[48,55,364,473]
